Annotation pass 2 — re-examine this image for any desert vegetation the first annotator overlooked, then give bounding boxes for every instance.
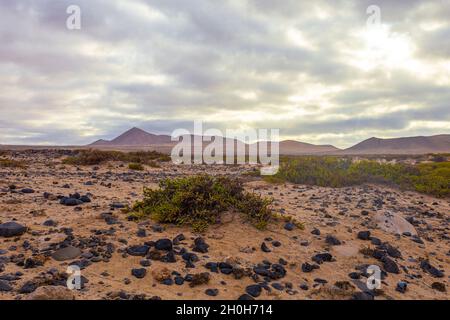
[62,149,171,165]
[130,175,274,232]
[128,163,144,171]
[0,158,27,168]
[265,156,450,197]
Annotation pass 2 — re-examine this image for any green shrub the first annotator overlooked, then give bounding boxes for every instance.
[62,149,170,165]
[0,158,27,168]
[147,160,161,168]
[267,156,449,198]
[130,175,273,232]
[128,163,144,171]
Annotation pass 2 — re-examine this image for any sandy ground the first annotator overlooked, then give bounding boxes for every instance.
[0,150,448,300]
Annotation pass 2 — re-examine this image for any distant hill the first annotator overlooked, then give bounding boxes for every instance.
[89,127,172,146]
[88,127,341,155]
[342,134,450,154]
[88,128,449,155]
[278,140,340,155]
[251,140,340,155]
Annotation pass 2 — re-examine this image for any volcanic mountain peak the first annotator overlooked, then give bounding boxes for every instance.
[89,127,172,146]
[343,134,450,154]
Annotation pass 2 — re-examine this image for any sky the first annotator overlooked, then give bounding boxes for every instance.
[0,0,449,148]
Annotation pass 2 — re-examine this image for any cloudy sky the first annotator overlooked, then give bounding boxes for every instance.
[0,0,449,148]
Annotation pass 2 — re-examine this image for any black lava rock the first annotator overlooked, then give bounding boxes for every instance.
[0,280,13,292]
[61,198,83,206]
[302,262,319,273]
[284,222,295,231]
[261,242,271,253]
[131,268,147,279]
[155,239,173,251]
[205,288,219,296]
[357,231,371,240]
[396,281,407,293]
[420,260,444,278]
[127,245,150,256]
[382,256,400,274]
[19,281,37,294]
[80,195,91,203]
[325,235,341,246]
[238,294,254,300]
[193,237,209,253]
[0,222,27,237]
[245,284,262,298]
[312,253,333,264]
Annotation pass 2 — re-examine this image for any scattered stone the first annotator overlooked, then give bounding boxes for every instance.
[261,242,271,253]
[140,259,151,267]
[352,291,374,300]
[245,284,262,297]
[174,276,184,285]
[155,239,173,251]
[131,268,147,279]
[19,281,38,294]
[271,283,284,291]
[193,237,209,253]
[127,245,150,256]
[173,234,185,245]
[357,231,371,240]
[238,294,254,300]
[420,260,444,278]
[302,262,319,273]
[0,280,13,292]
[60,198,83,206]
[325,235,341,246]
[382,256,400,274]
[272,240,281,247]
[43,220,57,227]
[151,224,164,232]
[312,253,333,264]
[51,246,82,261]
[284,222,295,231]
[0,222,27,237]
[396,281,407,293]
[431,282,446,292]
[205,288,219,296]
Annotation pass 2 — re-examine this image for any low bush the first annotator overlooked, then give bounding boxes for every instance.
[0,158,27,168]
[128,163,144,171]
[130,175,273,232]
[62,149,170,165]
[267,156,449,198]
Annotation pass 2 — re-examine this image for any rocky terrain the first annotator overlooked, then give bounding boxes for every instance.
[0,150,448,300]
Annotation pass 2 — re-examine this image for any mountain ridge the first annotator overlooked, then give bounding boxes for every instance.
[88,128,450,155]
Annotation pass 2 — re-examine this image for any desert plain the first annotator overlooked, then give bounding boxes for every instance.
[0,149,448,300]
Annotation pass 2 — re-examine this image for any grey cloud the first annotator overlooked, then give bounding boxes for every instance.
[0,0,449,147]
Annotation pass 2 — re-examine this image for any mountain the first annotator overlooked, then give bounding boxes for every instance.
[89,127,172,146]
[88,128,449,155]
[88,127,341,154]
[278,140,340,155]
[251,140,340,155]
[343,134,450,154]
[89,139,110,146]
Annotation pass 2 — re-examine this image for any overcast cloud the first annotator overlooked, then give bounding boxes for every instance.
[0,0,449,147]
